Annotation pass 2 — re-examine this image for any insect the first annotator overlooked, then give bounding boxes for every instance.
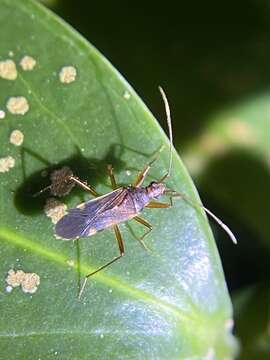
[54,87,237,299]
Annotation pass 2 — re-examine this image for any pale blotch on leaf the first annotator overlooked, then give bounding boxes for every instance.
[0,59,17,80]
[67,259,75,267]
[21,273,40,294]
[0,110,6,119]
[0,156,15,173]
[59,65,77,84]
[44,197,67,224]
[123,90,131,100]
[50,166,75,197]
[6,269,25,287]
[20,55,37,71]
[9,129,24,146]
[5,269,40,294]
[6,96,29,115]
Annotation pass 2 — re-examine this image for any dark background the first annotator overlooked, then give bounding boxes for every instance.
[46,1,270,357]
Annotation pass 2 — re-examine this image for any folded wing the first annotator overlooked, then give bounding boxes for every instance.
[55,188,126,240]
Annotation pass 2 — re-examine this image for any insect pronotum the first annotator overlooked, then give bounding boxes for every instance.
[54,87,237,299]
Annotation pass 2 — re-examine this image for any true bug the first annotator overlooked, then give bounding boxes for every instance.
[54,87,237,299]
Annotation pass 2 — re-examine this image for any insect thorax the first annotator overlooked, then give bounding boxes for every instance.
[126,182,165,212]
[145,181,166,200]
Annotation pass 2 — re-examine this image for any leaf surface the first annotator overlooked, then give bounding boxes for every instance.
[0,1,236,358]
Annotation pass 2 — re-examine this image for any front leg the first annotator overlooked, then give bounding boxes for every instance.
[145,201,171,209]
[70,176,100,197]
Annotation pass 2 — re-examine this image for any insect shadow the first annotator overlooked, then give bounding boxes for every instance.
[14,143,154,216]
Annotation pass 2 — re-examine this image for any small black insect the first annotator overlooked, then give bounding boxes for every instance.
[54,87,237,298]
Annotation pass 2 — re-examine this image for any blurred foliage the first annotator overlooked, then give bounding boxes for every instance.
[234,284,270,360]
[182,96,270,286]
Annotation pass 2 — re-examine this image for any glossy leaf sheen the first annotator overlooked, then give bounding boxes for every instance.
[0,1,235,358]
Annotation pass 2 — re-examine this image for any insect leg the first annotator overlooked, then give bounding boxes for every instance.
[133,216,153,250]
[34,175,100,198]
[133,144,167,188]
[107,164,118,190]
[78,224,125,299]
[70,176,100,197]
[133,157,159,187]
[145,201,171,208]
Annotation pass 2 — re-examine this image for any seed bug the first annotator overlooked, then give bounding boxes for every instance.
[54,87,237,299]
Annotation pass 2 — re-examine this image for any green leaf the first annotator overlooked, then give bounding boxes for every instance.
[182,95,270,249]
[0,0,236,358]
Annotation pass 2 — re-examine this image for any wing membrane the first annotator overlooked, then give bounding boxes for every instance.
[55,188,127,239]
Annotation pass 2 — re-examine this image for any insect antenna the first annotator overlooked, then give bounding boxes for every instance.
[158,87,237,244]
[165,189,237,244]
[158,86,173,184]
[33,185,51,197]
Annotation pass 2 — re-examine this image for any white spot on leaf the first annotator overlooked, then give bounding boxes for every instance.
[0,110,6,119]
[59,65,77,84]
[20,55,37,71]
[67,259,75,267]
[5,269,40,294]
[123,90,131,100]
[7,96,29,115]
[44,198,67,224]
[21,273,40,294]
[0,59,17,80]
[9,129,24,146]
[0,156,15,173]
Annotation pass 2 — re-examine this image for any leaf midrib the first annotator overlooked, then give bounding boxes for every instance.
[0,329,172,338]
[0,227,198,325]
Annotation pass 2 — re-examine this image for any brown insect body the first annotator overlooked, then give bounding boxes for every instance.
[94,182,166,231]
[123,181,166,217]
[55,181,166,239]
